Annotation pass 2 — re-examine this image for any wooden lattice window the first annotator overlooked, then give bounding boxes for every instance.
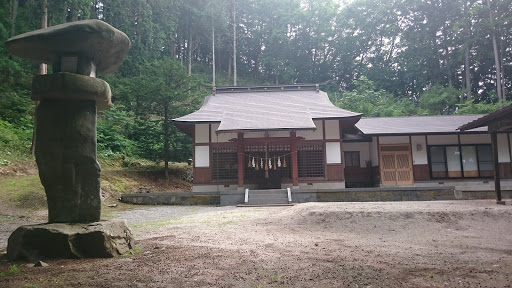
[212,145,237,180]
[298,143,324,178]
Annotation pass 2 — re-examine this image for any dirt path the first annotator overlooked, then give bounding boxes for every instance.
[1,200,512,287]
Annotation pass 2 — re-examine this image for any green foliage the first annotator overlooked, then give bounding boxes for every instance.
[336,77,416,117]
[111,58,205,164]
[0,118,32,156]
[418,85,462,115]
[128,117,163,161]
[0,92,33,126]
[97,104,136,157]
[456,100,512,115]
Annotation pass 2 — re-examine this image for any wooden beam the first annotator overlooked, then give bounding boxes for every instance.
[237,132,244,188]
[291,131,299,187]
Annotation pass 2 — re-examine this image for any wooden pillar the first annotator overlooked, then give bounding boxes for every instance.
[237,132,244,188]
[291,131,299,187]
[339,121,345,181]
[491,132,503,203]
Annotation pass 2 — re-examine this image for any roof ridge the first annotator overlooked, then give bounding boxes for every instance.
[360,114,486,120]
[213,84,320,94]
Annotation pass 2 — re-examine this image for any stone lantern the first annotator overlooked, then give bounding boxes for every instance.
[5,20,134,260]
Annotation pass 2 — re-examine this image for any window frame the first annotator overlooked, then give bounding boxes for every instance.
[427,144,493,179]
[344,151,361,168]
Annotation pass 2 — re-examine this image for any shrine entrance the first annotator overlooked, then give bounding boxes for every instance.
[244,143,291,189]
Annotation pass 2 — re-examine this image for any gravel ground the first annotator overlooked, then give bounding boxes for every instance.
[118,205,237,226]
[1,200,512,287]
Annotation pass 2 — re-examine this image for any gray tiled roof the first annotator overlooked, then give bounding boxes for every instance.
[356,114,487,135]
[173,88,361,132]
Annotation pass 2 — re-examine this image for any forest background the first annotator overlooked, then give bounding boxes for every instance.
[1,0,512,171]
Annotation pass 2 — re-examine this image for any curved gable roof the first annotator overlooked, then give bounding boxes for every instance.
[173,85,361,133]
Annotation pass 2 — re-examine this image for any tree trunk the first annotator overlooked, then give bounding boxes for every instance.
[464,46,472,99]
[212,17,216,87]
[233,2,237,86]
[499,27,506,98]
[463,1,472,99]
[10,0,18,37]
[487,0,503,101]
[442,26,452,87]
[188,27,192,76]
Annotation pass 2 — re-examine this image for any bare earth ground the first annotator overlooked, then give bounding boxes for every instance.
[1,200,512,288]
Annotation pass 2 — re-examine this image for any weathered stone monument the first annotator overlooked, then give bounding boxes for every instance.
[5,19,134,260]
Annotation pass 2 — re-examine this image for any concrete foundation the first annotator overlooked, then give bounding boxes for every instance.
[121,187,512,206]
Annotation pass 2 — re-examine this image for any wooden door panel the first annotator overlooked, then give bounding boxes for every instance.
[379,146,413,186]
[380,153,397,185]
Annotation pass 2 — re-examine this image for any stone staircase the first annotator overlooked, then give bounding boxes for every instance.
[243,188,292,206]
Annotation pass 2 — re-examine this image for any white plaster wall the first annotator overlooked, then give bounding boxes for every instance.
[343,142,371,167]
[194,146,210,167]
[459,134,491,144]
[370,137,379,166]
[427,135,458,145]
[210,123,237,143]
[325,120,340,139]
[326,142,342,164]
[379,136,409,144]
[498,133,511,163]
[296,120,323,140]
[195,124,210,143]
[411,135,428,165]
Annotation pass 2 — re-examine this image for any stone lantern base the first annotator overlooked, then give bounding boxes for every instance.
[6,220,134,260]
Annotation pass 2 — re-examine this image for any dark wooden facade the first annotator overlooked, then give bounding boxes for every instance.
[192,119,346,188]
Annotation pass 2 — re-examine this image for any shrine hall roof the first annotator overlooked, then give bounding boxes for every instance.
[173,85,361,132]
[356,114,487,135]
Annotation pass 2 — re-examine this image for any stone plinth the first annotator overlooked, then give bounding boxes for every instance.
[7,220,134,260]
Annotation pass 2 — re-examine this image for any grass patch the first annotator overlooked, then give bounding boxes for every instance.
[122,246,142,257]
[0,176,46,210]
[0,264,22,277]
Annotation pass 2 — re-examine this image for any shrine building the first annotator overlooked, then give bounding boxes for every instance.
[173,84,512,202]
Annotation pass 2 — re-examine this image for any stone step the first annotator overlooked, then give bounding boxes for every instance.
[248,198,290,205]
[249,193,287,199]
[246,189,290,205]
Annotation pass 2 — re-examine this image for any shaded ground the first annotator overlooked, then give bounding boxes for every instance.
[1,200,512,287]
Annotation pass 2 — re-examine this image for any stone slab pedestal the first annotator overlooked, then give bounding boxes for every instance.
[7,220,134,260]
